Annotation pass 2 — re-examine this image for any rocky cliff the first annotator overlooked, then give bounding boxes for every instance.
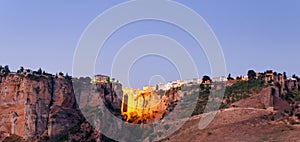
[0,73,85,141]
[0,72,136,142]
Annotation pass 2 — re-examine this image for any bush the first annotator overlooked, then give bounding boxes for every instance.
[37,68,42,75]
[27,74,40,81]
[223,79,265,105]
[65,73,72,82]
[164,124,170,130]
[2,65,10,75]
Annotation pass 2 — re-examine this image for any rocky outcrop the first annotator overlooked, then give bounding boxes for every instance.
[96,82,123,117]
[73,78,122,115]
[161,87,182,117]
[74,80,123,141]
[0,73,82,141]
[231,86,291,112]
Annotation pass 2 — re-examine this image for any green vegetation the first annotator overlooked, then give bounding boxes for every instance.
[37,68,42,75]
[17,66,24,73]
[0,65,10,75]
[202,75,212,83]
[190,78,266,115]
[164,124,170,130]
[227,73,234,80]
[247,70,256,80]
[192,92,208,116]
[284,90,300,103]
[65,73,72,82]
[27,74,41,81]
[59,72,64,76]
[222,79,265,107]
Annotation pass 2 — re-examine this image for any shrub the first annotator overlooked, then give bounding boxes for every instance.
[37,68,42,75]
[2,65,10,75]
[223,79,264,105]
[164,124,170,130]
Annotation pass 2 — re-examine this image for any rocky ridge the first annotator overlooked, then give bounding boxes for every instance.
[1,68,300,141]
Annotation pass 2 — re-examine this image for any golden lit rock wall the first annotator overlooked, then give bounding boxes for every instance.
[121,88,166,124]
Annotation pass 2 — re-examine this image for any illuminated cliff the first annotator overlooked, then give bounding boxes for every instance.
[121,86,167,124]
[89,75,182,124]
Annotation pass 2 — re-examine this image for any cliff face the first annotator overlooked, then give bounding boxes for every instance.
[74,79,123,141]
[0,73,126,142]
[73,78,123,118]
[0,73,82,141]
[230,86,290,111]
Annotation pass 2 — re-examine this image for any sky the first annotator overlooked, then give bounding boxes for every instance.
[0,0,299,88]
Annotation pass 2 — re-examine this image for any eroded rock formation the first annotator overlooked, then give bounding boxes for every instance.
[0,74,82,141]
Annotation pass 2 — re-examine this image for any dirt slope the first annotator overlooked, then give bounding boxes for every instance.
[161,108,300,142]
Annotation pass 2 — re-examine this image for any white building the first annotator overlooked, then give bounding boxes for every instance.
[212,76,227,82]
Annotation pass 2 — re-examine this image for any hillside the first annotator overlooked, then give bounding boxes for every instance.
[161,108,300,142]
[0,67,300,141]
[161,71,300,141]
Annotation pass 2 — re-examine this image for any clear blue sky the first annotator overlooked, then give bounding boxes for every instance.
[0,1,299,88]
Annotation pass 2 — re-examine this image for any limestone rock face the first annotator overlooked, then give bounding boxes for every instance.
[75,81,123,139]
[47,78,82,140]
[230,86,290,111]
[97,82,122,117]
[0,74,82,141]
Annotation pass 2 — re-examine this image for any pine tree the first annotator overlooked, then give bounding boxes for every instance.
[37,68,42,75]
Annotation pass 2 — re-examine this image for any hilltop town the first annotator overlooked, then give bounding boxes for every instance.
[91,69,299,93]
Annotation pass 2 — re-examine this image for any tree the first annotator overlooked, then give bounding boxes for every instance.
[0,65,3,71]
[3,65,10,75]
[200,84,205,90]
[65,73,72,81]
[59,72,64,76]
[284,72,287,80]
[247,70,256,80]
[227,74,234,80]
[37,68,42,75]
[20,66,24,72]
[202,75,212,83]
